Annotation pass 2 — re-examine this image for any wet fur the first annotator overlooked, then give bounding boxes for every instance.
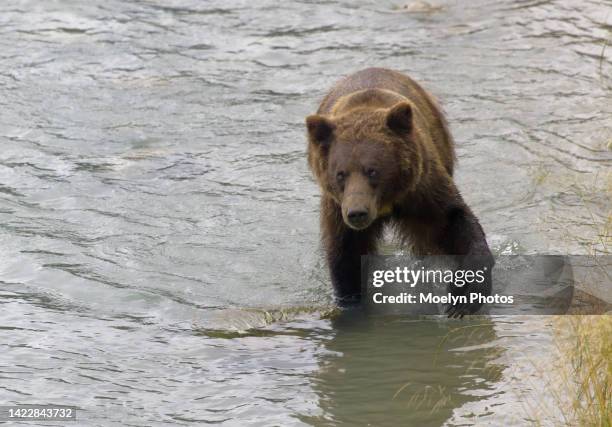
[307,68,493,313]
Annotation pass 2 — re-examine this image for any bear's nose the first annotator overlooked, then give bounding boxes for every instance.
[347,208,369,225]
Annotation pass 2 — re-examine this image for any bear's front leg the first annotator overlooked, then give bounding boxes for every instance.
[440,199,494,317]
[320,196,381,306]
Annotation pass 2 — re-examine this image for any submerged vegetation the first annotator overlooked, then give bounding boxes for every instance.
[540,164,611,426]
[550,316,612,427]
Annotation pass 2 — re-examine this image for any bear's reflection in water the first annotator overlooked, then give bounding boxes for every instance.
[302,311,505,426]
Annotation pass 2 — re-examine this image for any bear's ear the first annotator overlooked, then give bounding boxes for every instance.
[386,102,413,135]
[306,115,335,147]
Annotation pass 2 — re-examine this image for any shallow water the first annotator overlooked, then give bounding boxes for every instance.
[0,0,610,425]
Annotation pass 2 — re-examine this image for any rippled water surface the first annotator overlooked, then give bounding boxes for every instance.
[1,0,610,425]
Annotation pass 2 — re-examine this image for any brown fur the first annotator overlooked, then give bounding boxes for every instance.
[306,68,493,314]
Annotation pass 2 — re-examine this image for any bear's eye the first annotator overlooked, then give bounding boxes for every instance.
[366,168,378,179]
[336,171,346,183]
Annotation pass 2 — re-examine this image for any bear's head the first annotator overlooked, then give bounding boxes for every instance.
[306,101,423,230]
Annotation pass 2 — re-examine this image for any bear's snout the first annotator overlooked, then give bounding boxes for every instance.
[346,208,370,228]
[342,191,377,230]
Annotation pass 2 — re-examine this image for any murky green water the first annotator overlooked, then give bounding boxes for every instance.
[0,0,610,425]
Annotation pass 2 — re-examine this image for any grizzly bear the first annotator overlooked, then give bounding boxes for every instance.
[306,68,493,316]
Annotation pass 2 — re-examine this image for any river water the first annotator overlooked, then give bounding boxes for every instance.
[0,0,610,425]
